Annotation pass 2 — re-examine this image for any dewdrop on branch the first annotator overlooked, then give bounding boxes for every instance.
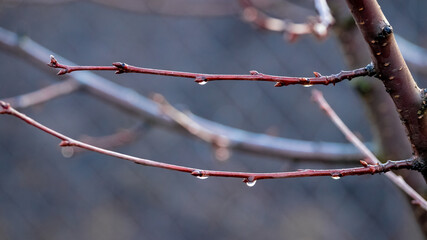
[331,173,341,180]
[244,177,257,187]
[195,76,208,86]
[191,169,209,180]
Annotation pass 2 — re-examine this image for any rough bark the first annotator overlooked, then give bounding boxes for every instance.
[345,0,427,176]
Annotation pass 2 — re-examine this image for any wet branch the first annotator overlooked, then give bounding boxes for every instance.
[312,90,377,165]
[48,55,373,87]
[345,0,427,177]
[312,90,427,210]
[0,26,367,163]
[0,100,420,186]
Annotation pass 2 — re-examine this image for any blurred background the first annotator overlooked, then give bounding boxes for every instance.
[0,0,426,239]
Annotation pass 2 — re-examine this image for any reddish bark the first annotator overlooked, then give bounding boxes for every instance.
[345,0,427,176]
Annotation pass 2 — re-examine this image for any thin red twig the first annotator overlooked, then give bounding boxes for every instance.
[48,55,372,87]
[0,100,418,185]
[239,0,334,40]
[311,89,427,210]
[312,90,377,165]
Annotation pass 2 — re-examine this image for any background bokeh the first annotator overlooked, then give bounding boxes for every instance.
[0,0,426,239]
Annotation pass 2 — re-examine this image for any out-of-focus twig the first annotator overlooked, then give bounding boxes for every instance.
[153,94,229,148]
[239,0,334,40]
[312,89,427,210]
[1,0,241,16]
[73,123,145,154]
[395,34,427,75]
[153,93,232,162]
[1,79,80,110]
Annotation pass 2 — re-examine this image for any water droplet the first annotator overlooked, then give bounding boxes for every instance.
[303,84,313,88]
[244,177,257,187]
[246,180,257,187]
[198,80,208,86]
[191,169,208,179]
[331,173,341,180]
[274,82,284,87]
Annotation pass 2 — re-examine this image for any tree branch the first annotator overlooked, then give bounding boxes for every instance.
[312,90,377,165]
[345,0,427,177]
[0,26,370,163]
[239,0,334,40]
[312,89,427,210]
[48,55,373,87]
[0,100,420,185]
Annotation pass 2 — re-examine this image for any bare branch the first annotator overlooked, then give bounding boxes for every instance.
[312,90,377,165]
[312,89,427,210]
[48,55,373,87]
[0,101,419,185]
[345,0,427,179]
[239,0,334,40]
[0,26,369,163]
[1,79,80,110]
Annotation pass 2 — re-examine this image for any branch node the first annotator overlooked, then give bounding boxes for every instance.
[313,72,322,77]
[298,77,310,84]
[0,101,11,113]
[412,157,427,173]
[112,62,128,74]
[48,55,58,67]
[359,160,369,167]
[59,140,72,147]
[249,70,259,75]
[365,62,376,76]
[47,55,71,75]
[377,23,393,39]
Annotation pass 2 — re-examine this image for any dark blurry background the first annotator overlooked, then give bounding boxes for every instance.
[0,0,426,239]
